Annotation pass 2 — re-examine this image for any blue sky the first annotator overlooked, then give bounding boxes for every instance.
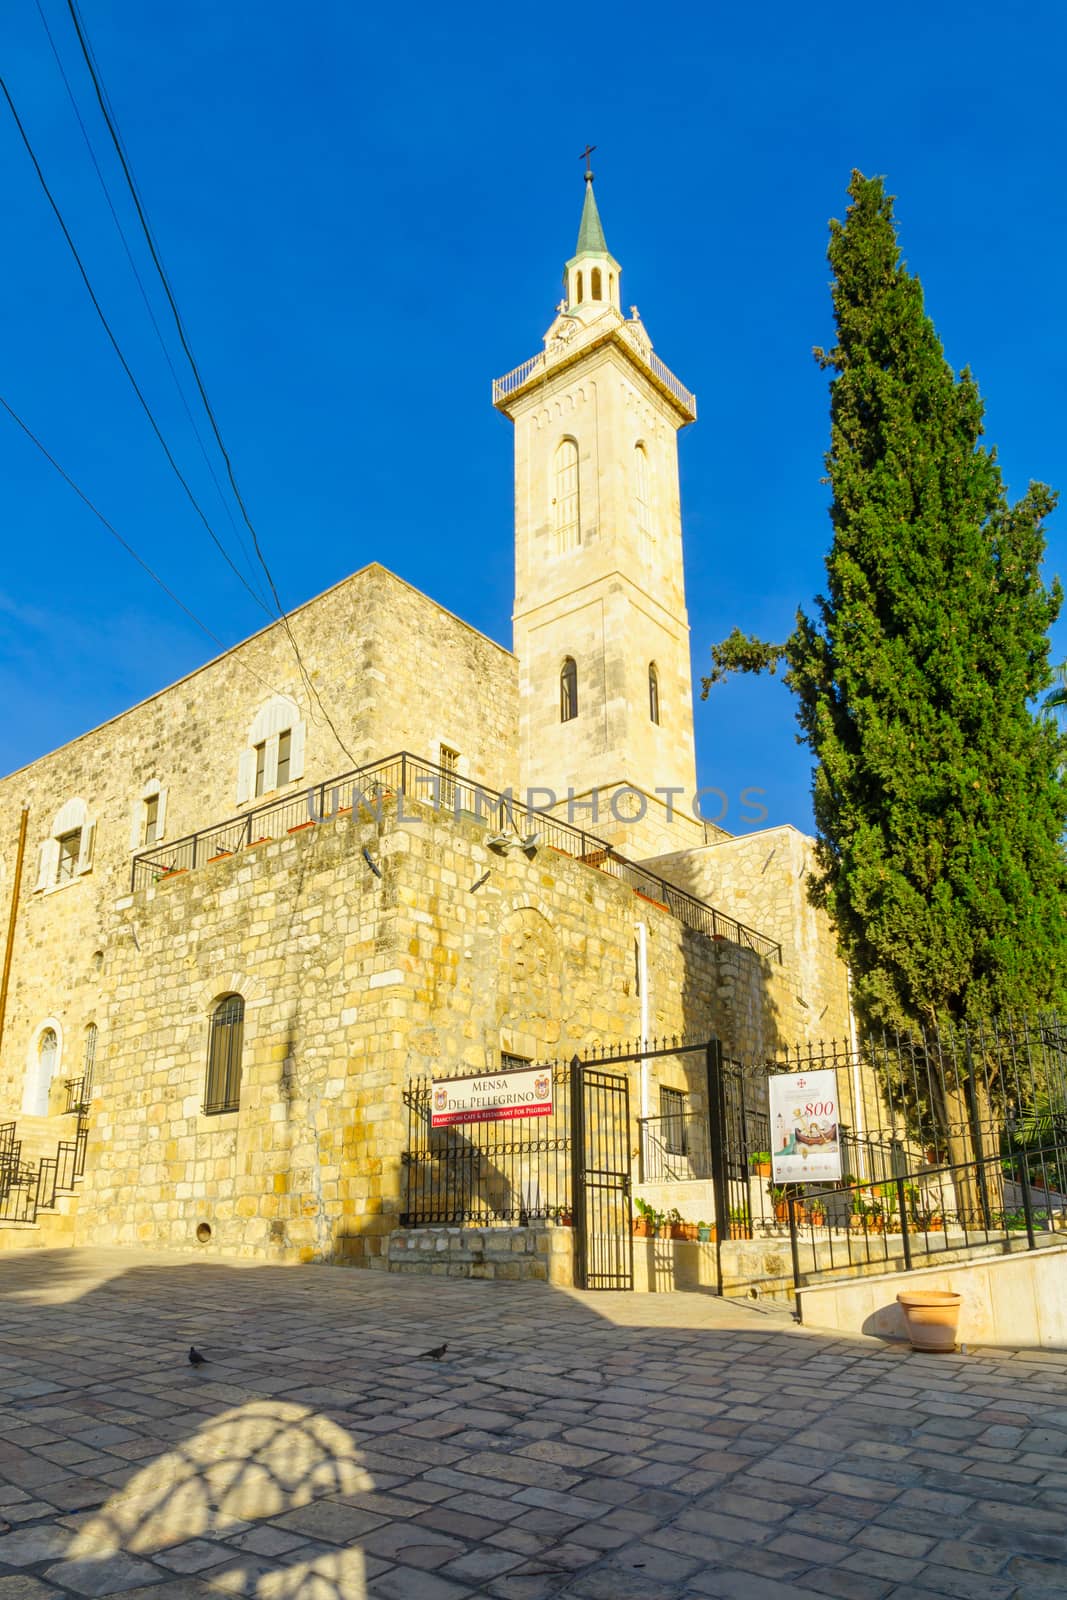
[3,0,1066,834]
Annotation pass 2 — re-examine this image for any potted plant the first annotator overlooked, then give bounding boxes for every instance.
[666,1207,697,1241]
[807,1197,826,1227]
[727,1205,751,1240]
[207,849,233,863]
[633,1198,660,1238]
[749,1151,772,1179]
[696,1219,715,1242]
[769,1182,805,1225]
[897,1288,962,1352]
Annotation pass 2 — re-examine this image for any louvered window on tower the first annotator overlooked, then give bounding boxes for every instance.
[560,657,578,722]
[204,994,244,1115]
[554,439,580,553]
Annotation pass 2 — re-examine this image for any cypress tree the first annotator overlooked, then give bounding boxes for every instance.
[706,172,1067,1039]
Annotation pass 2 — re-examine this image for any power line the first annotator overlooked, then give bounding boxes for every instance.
[33,0,269,609]
[0,393,284,701]
[0,74,272,619]
[63,0,363,774]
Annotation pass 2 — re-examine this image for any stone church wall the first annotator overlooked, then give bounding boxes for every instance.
[71,797,794,1264]
[645,826,853,1048]
[0,565,518,1121]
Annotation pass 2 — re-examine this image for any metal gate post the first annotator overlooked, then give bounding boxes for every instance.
[569,1054,587,1289]
[705,1038,728,1294]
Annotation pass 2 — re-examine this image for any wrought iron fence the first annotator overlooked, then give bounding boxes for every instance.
[131,750,782,959]
[401,1062,573,1226]
[785,1138,1067,1291]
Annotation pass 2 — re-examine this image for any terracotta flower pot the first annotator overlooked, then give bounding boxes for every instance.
[897,1289,962,1353]
[633,1218,655,1238]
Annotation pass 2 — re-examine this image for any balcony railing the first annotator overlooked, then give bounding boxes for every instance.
[494,328,695,418]
[646,349,696,415]
[639,1112,713,1182]
[492,353,545,403]
[131,751,782,961]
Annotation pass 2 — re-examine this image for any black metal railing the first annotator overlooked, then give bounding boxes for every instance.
[130,751,783,960]
[401,1062,573,1226]
[64,1077,88,1115]
[638,1112,713,1182]
[786,1137,1067,1292]
[0,1113,88,1227]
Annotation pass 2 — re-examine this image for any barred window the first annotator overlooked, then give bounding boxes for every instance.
[660,1086,687,1156]
[204,994,244,1115]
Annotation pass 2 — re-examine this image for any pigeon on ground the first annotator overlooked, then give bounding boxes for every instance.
[420,1343,448,1360]
[188,1346,207,1366]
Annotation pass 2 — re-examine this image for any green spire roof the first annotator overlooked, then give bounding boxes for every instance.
[575,175,608,255]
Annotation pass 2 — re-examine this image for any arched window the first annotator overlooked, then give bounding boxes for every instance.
[634,443,652,561]
[560,658,578,722]
[238,696,305,804]
[554,438,580,553]
[576,270,584,304]
[34,798,95,891]
[130,779,167,851]
[204,994,244,1115]
[649,663,660,725]
[25,1026,59,1117]
[591,267,602,300]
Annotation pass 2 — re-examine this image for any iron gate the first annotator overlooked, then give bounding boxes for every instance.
[572,1062,634,1290]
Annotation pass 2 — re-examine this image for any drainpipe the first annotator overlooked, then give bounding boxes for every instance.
[636,921,650,1119]
[846,965,866,1180]
[0,808,29,1058]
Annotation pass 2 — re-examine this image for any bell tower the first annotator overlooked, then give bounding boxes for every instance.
[494,163,703,858]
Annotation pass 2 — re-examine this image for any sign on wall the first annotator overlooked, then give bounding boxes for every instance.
[768,1068,842,1182]
[431,1066,554,1128]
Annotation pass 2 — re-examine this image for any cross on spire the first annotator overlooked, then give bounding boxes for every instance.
[579,143,596,180]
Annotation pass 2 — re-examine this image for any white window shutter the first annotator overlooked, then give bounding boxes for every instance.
[237,750,254,804]
[77,822,96,874]
[156,787,167,839]
[290,720,306,782]
[129,803,142,851]
[264,733,280,793]
[33,842,49,892]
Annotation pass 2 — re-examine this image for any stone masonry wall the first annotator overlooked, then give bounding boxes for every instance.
[0,565,518,1122]
[70,797,790,1264]
[646,826,853,1050]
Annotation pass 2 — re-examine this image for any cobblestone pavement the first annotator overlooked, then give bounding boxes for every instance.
[1,1250,1066,1599]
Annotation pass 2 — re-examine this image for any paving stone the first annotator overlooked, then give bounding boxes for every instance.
[688,1570,831,1599]
[0,1581,63,1600]
[41,1553,165,1596]
[855,1525,935,1559]
[271,1501,388,1543]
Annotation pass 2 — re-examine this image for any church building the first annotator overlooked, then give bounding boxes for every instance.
[0,172,852,1267]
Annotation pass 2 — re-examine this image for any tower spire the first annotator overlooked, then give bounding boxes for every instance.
[563,155,620,316]
[575,170,609,255]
